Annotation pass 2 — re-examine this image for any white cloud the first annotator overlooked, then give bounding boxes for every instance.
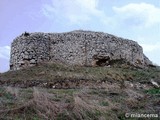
[42,0,109,25]
[140,43,160,66]
[42,1,160,28]
[0,46,10,60]
[113,3,160,28]
[140,43,160,53]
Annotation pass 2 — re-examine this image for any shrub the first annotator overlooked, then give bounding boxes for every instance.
[145,88,160,94]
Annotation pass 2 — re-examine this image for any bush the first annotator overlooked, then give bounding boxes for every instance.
[145,88,160,94]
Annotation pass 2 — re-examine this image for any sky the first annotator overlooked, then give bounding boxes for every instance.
[0,0,160,73]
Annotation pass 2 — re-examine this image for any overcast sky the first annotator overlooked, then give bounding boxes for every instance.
[0,0,160,72]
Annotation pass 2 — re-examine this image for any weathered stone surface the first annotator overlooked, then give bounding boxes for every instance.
[10,30,153,70]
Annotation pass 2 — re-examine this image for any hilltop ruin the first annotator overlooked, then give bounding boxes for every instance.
[10,30,152,70]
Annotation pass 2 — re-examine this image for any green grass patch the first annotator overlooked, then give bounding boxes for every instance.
[99,101,109,106]
[145,88,160,94]
[1,62,160,84]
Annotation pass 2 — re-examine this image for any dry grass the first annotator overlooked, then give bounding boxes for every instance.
[0,62,159,119]
[32,87,71,119]
[5,86,19,98]
[0,84,159,120]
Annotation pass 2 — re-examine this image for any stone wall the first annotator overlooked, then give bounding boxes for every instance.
[10,30,152,70]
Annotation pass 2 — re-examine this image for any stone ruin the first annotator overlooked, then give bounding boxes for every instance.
[10,30,153,70]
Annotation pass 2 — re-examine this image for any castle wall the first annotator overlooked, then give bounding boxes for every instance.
[10,33,50,70]
[10,30,152,70]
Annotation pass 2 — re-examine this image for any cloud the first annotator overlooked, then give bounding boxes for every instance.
[42,1,160,29]
[113,3,160,28]
[140,43,160,53]
[140,43,160,66]
[0,46,10,60]
[42,0,109,25]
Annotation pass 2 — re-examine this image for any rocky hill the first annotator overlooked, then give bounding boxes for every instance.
[10,30,152,70]
[1,30,159,119]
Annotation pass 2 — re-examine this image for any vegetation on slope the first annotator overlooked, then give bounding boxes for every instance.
[0,62,160,119]
[0,62,160,87]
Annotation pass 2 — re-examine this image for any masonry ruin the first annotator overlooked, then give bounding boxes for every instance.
[10,30,152,70]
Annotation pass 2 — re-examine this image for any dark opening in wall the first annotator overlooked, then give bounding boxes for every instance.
[96,59,108,66]
[93,55,110,66]
[10,64,13,70]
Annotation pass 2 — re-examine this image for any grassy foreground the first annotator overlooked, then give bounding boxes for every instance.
[0,63,160,120]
